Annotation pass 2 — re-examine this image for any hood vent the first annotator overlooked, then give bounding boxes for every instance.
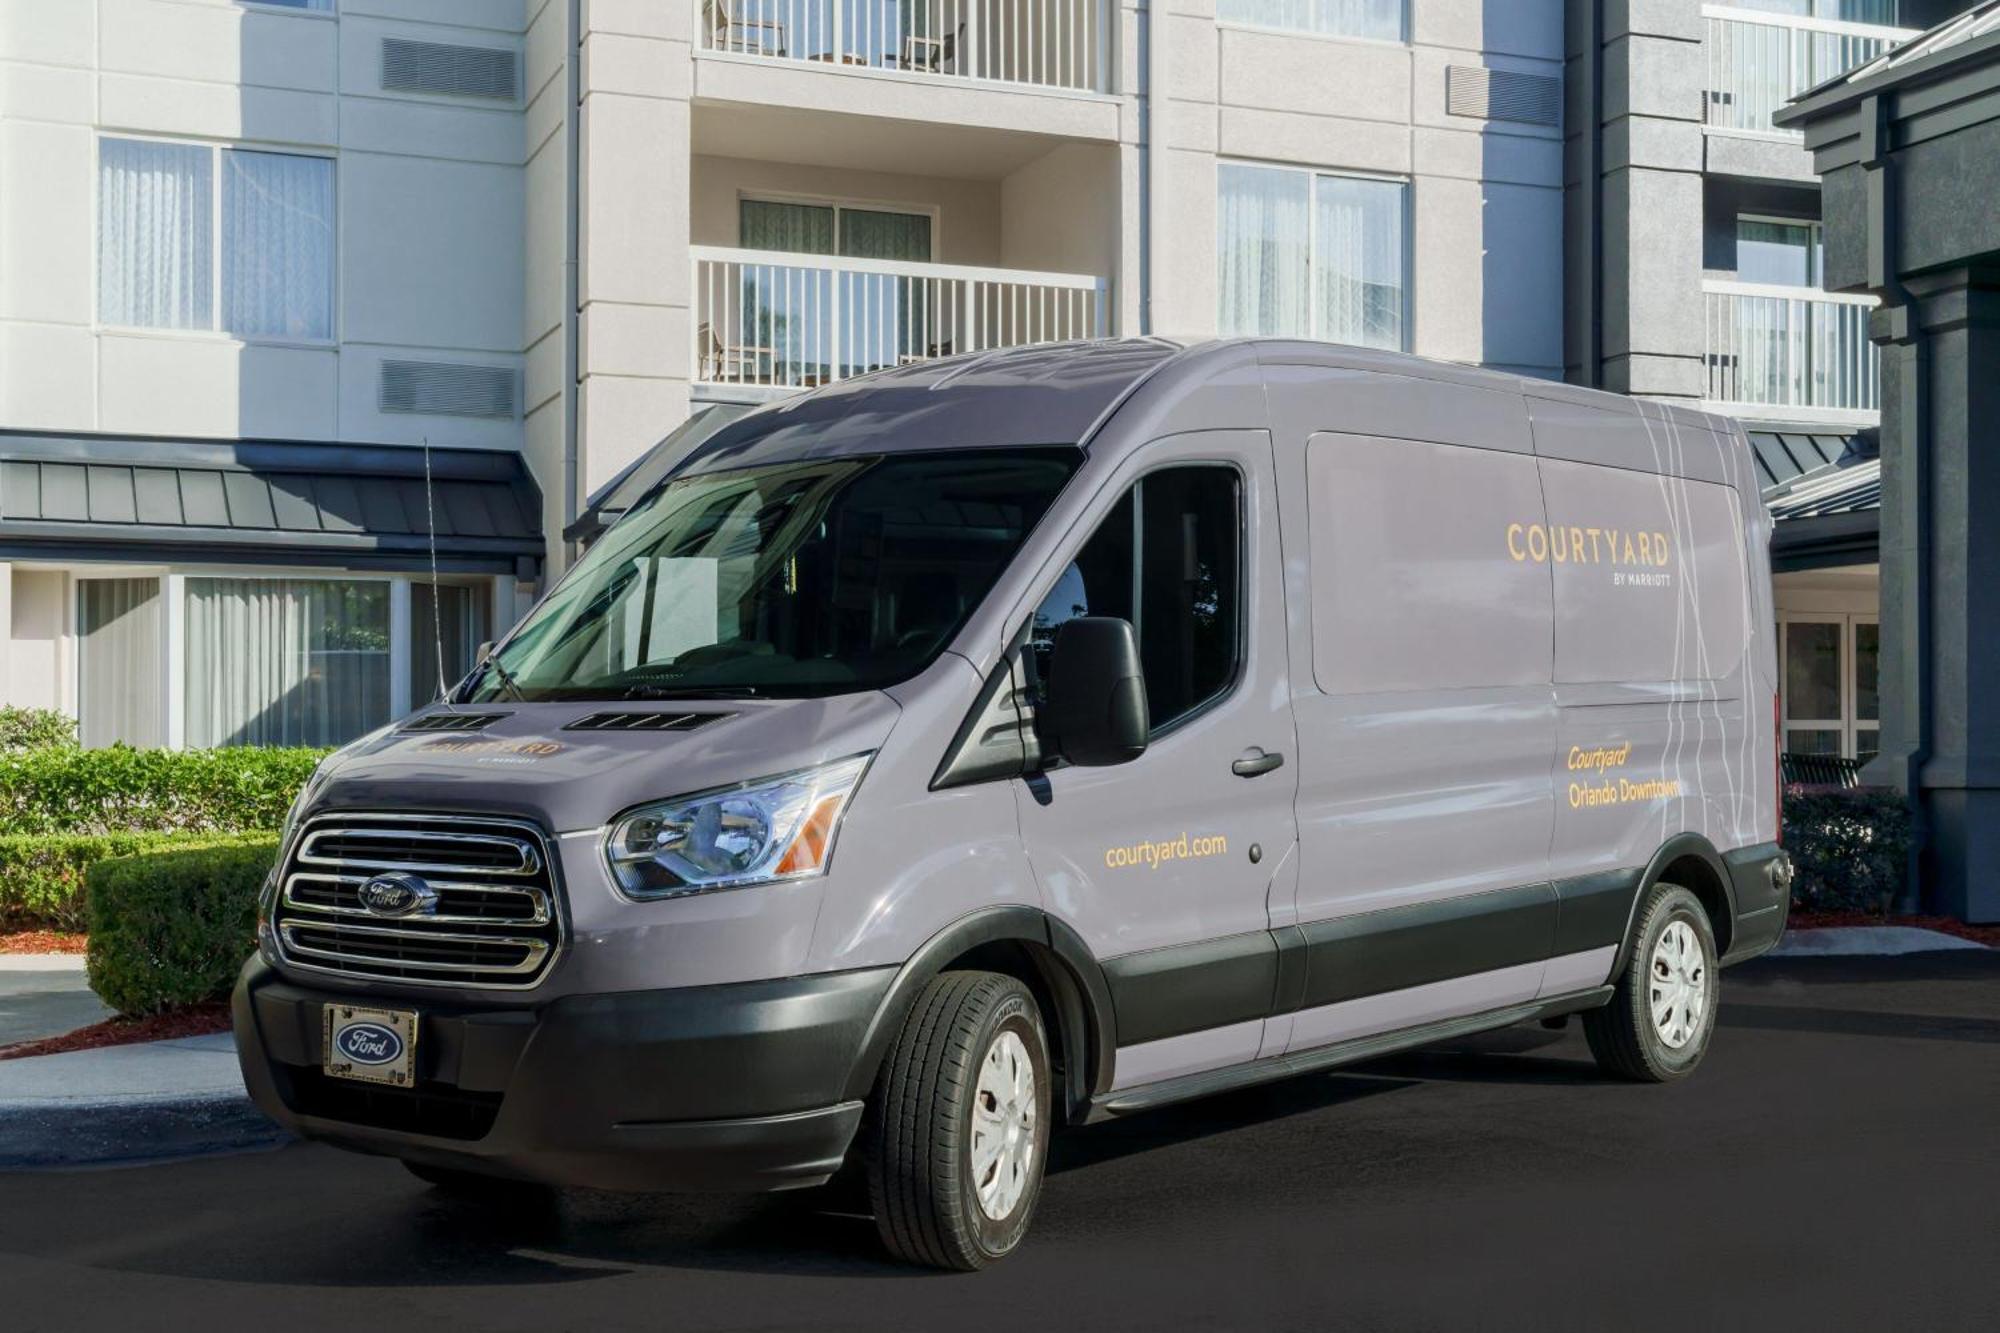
[565,710,733,733]
[401,712,510,733]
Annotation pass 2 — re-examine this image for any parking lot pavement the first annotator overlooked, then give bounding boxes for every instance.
[0,956,110,1047]
[0,951,1994,1333]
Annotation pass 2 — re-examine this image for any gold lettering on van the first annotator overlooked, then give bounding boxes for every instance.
[1506,523,1671,567]
[1103,833,1229,871]
[1563,741,1683,809]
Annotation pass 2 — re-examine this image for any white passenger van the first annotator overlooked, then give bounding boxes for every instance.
[234,339,1791,1269]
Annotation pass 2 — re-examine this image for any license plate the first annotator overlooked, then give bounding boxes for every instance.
[323,1004,418,1087]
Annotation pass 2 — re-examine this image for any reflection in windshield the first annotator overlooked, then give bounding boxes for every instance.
[464,448,1079,702]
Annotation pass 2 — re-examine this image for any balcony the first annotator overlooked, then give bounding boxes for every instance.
[692,247,1107,394]
[1704,5,1918,136]
[1704,281,1880,419]
[700,0,1107,93]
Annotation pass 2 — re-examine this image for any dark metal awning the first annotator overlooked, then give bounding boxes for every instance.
[0,430,542,576]
[1754,427,1880,574]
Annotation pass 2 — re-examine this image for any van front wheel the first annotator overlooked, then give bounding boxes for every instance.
[863,970,1052,1270]
[1584,882,1719,1082]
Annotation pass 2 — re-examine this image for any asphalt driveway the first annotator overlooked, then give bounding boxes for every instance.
[0,952,1993,1332]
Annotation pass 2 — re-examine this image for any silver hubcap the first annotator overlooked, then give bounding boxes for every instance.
[1649,920,1709,1049]
[970,1028,1037,1222]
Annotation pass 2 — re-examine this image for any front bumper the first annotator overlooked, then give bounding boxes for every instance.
[231,958,895,1193]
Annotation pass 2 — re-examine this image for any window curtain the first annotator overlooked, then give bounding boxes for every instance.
[186,579,390,748]
[1217,0,1404,40]
[1315,175,1404,350]
[1737,219,1817,287]
[222,149,334,340]
[840,208,933,370]
[740,199,837,254]
[78,579,162,749]
[1217,164,1309,337]
[409,582,491,705]
[97,138,212,330]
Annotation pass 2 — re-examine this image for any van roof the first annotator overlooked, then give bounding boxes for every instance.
[677,338,1731,474]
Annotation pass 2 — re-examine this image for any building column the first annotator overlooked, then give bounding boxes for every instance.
[575,2,693,547]
[1567,0,1706,398]
[1869,269,2000,922]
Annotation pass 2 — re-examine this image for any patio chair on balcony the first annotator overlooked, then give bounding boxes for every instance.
[706,0,786,56]
[697,322,777,385]
[897,338,955,365]
[899,24,963,75]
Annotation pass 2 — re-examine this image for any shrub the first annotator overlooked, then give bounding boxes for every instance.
[1783,786,1912,915]
[0,706,77,751]
[86,836,279,1016]
[0,832,231,932]
[0,744,326,837]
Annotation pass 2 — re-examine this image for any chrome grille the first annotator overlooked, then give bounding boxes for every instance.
[273,814,561,989]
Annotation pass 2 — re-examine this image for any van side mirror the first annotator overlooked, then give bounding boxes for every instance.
[1040,617,1148,767]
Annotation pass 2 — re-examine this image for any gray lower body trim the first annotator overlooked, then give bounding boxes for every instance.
[1101,869,1645,1051]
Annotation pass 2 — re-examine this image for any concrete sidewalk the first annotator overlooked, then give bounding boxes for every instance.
[0,1032,288,1170]
[0,954,113,1047]
[1768,926,1988,957]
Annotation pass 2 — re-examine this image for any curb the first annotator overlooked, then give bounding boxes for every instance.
[0,1094,291,1170]
[1769,925,1988,957]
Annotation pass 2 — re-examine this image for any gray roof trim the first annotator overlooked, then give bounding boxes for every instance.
[0,430,542,572]
[1776,0,2000,123]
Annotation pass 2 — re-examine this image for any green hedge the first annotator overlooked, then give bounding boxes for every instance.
[0,832,236,932]
[0,705,77,751]
[86,836,279,1016]
[1783,787,1911,915]
[0,744,326,837]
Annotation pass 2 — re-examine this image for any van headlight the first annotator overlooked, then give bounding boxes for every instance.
[605,754,872,899]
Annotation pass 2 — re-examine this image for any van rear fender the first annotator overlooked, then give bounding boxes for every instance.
[1615,833,1738,975]
[841,906,1117,1121]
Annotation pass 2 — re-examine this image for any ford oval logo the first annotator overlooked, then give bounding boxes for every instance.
[357,872,437,918]
[335,1022,403,1066]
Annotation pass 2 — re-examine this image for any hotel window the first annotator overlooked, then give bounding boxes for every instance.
[1218,163,1407,351]
[1737,217,1823,288]
[1781,614,1879,762]
[97,137,334,341]
[185,579,390,748]
[1217,0,1405,41]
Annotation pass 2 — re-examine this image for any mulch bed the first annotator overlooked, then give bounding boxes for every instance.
[0,1000,232,1062]
[0,930,88,955]
[1787,910,2000,948]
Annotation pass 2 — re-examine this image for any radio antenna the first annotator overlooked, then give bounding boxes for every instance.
[420,435,452,709]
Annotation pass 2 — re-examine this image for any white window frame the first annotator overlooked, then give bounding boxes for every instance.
[236,0,338,17]
[1737,212,1825,290]
[1216,158,1413,352]
[1777,610,1880,760]
[1215,0,1409,47]
[93,133,339,349]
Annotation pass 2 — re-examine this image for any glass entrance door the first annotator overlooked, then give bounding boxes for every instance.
[1780,613,1880,762]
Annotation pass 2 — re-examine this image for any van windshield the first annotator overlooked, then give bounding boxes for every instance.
[463,448,1079,702]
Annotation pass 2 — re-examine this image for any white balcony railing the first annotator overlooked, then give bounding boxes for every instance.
[1704,6,1917,134]
[1705,281,1879,415]
[700,0,1107,92]
[692,247,1107,391]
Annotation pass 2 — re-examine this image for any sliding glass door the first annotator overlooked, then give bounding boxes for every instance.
[1780,613,1880,762]
[78,578,162,749]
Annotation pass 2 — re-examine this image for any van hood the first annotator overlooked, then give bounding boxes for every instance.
[302,693,903,834]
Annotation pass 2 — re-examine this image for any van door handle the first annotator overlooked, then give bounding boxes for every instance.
[1231,749,1285,778]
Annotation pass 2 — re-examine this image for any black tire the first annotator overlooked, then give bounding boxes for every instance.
[863,970,1052,1271]
[1584,882,1720,1083]
[402,1160,549,1203]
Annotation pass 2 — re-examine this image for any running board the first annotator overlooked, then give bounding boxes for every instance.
[1084,986,1616,1121]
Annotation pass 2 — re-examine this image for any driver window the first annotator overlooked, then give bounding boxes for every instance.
[1030,465,1242,731]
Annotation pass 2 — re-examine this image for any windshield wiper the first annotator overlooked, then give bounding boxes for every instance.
[480,654,528,702]
[622,683,760,700]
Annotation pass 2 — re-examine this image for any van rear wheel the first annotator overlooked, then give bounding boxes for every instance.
[863,970,1052,1271]
[1584,882,1719,1082]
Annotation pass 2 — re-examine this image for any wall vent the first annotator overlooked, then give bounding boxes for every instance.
[380,360,519,419]
[381,37,520,101]
[1446,66,1561,128]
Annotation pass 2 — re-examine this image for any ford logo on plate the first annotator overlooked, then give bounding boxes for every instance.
[335,1023,403,1066]
[357,872,438,918]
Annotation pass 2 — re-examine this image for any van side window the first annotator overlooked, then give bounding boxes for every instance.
[1031,465,1242,731]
